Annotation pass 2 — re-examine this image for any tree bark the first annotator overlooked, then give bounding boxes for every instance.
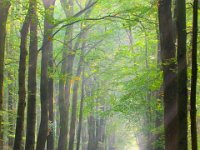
[158,0,178,150]
[176,0,188,149]
[76,68,85,150]
[0,1,10,149]
[46,2,56,150]
[36,1,55,150]
[8,73,14,148]
[190,0,198,150]
[25,0,38,149]
[13,12,29,150]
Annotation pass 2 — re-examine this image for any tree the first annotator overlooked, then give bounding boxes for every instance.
[176,0,188,149]
[190,0,198,150]
[58,0,74,149]
[68,45,85,150]
[36,1,55,150]
[0,0,10,149]
[46,1,56,150]
[13,11,30,150]
[68,3,92,147]
[25,0,38,149]
[158,0,178,150]
[76,67,85,150]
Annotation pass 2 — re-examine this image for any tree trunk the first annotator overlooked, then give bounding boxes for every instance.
[8,73,14,148]
[96,117,105,150]
[46,2,56,150]
[25,0,38,149]
[58,29,75,150]
[158,0,178,150]
[36,1,55,150]
[0,1,10,149]
[87,115,96,150]
[176,0,188,149]
[58,0,74,149]
[13,12,29,150]
[190,0,198,150]
[81,121,87,150]
[68,23,90,149]
[76,68,85,150]
[68,55,84,150]
[58,48,68,150]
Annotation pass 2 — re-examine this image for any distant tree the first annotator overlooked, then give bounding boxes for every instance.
[76,67,85,150]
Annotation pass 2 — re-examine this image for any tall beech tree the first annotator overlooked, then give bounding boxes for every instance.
[190,0,198,149]
[36,1,56,150]
[176,0,188,149]
[68,56,83,150]
[58,0,74,149]
[68,2,92,148]
[68,42,85,150]
[158,0,178,150]
[45,1,56,150]
[0,0,10,149]
[25,0,38,150]
[13,11,30,150]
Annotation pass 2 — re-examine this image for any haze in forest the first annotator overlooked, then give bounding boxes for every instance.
[0,0,199,150]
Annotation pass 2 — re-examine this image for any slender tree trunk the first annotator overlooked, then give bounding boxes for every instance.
[58,28,75,150]
[46,2,56,150]
[190,0,198,150]
[58,48,68,150]
[76,68,85,150]
[25,0,38,149]
[68,25,90,150]
[58,0,74,149]
[58,29,75,150]
[13,12,29,150]
[87,115,96,150]
[96,117,105,150]
[36,1,55,150]
[0,1,10,148]
[7,7,15,147]
[68,55,84,150]
[176,0,188,149]
[158,1,178,150]
[81,121,87,150]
